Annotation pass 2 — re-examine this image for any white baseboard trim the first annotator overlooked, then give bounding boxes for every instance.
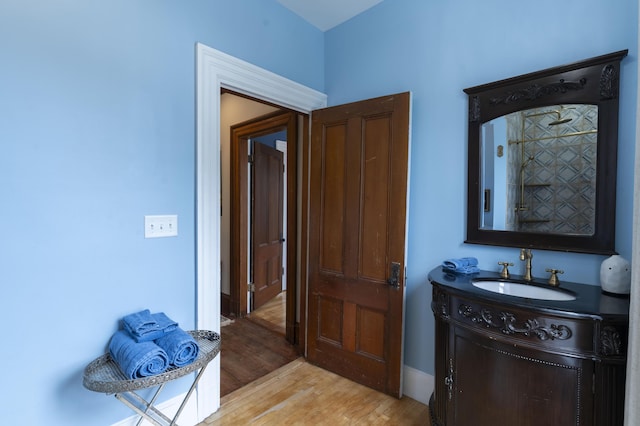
[111,391,198,426]
[403,365,434,406]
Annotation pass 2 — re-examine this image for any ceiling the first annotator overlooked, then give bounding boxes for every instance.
[277,0,383,32]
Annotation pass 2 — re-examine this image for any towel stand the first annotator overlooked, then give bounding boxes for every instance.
[83,330,221,426]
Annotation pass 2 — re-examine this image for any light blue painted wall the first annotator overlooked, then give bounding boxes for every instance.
[325,0,638,375]
[0,1,322,425]
[1,0,637,423]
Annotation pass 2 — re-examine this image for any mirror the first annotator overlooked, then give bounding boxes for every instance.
[465,50,627,254]
[481,104,598,234]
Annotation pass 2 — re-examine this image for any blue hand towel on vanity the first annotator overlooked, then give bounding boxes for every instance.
[155,327,200,367]
[123,310,179,342]
[109,330,169,379]
[442,257,480,274]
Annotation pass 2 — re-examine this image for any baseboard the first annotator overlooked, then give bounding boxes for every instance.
[111,391,198,426]
[403,365,434,405]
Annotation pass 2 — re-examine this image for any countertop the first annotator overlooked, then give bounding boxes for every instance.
[428,266,629,320]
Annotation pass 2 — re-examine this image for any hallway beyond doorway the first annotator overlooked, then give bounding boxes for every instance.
[220,292,295,397]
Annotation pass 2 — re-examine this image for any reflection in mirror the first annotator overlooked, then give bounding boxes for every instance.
[464,50,627,254]
[481,104,598,235]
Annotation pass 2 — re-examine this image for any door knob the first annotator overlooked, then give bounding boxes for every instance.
[387,262,401,288]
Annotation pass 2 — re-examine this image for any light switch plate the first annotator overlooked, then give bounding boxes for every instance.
[144,215,178,238]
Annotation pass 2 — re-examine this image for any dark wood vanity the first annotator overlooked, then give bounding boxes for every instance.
[429,267,629,426]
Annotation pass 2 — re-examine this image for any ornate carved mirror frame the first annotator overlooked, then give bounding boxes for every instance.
[465,50,627,254]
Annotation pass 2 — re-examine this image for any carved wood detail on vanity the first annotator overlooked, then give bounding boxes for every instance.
[428,267,629,426]
[457,302,573,341]
[431,286,450,319]
[600,325,623,356]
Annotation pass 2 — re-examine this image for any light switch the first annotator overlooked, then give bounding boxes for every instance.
[144,215,178,238]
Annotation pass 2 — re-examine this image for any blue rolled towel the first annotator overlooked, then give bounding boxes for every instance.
[123,310,179,342]
[109,330,169,379]
[442,257,480,274]
[155,327,200,367]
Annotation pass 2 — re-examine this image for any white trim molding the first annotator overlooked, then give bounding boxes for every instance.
[195,43,326,421]
[403,365,434,406]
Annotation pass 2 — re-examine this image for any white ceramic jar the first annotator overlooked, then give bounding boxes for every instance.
[600,255,631,295]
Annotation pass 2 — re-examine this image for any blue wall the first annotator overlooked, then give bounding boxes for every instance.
[325,0,637,375]
[1,0,637,424]
[0,1,322,425]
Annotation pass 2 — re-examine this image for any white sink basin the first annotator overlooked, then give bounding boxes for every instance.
[472,280,576,301]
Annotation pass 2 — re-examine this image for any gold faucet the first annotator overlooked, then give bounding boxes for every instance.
[545,268,564,287]
[520,248,533,281]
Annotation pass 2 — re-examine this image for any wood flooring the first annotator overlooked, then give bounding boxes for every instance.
[219,316,299,397]
[202,358,430,425]
[210,290,430,424]
[248,290,286,336]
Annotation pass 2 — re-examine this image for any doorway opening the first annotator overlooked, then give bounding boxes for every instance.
[221,91,302,346]
[196,42,327,418]
[218,92,303,398]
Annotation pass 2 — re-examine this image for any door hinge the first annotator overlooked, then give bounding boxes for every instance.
[248,154,254,164]
[248,283,256,292]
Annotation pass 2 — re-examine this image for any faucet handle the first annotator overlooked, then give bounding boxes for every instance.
[498,261,514,278]
[545,268,564,287]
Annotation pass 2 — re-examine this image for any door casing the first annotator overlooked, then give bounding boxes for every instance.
[196,43,326,420]
[229,110,297,344]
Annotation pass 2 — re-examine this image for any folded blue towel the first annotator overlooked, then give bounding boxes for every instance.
[109,330,169,379]
[443,257,478,270]
[123,309,157,334]
[152,312,179,335]
[155,327,200,367]
[442,257,480,274]
[448,265,480,274]
[123,310,179,342]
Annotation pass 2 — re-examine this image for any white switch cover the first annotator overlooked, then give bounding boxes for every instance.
[144,215,178,238]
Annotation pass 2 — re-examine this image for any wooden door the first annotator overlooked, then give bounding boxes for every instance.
[252,141,284,310]
[307,92,411,397]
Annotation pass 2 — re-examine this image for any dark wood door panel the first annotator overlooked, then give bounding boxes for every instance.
[308,91,410,398]
[312,277,389,311]
[313,294,387,359]
[254,244,282,291]
[311,319,387,391]
[252,141,284,310]
[359,117,394,282]
[318,121,349,275]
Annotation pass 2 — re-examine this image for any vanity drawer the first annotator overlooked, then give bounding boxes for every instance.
[448,294,596,357]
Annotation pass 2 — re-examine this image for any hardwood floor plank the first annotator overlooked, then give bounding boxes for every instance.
[248,291,286,335]
[202,359,430,425]
[212,291,429,424]
[220,317,299,397]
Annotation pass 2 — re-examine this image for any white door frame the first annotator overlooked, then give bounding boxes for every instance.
[195,43,326,421]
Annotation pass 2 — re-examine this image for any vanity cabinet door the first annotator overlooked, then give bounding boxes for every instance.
[450,326,593,426]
